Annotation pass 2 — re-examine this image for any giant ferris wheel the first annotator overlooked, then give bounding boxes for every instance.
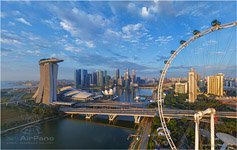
[157,20,237,150]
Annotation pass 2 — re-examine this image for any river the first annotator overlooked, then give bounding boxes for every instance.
[1,88,153,149]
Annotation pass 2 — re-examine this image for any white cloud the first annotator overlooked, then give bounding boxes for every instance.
[50,5,111,41]
[155,35,173,46]
[176,3,209,17]
[209,51,225,55]
[203,40,217,46]
[15,17,32,26]
[75,39,95,48]
[64,44,82,53]
[85,41,94,48]
[72,7,79,14]
[60,20,78,36]
[8,21,15,26]
[26,50,40,56]
[122,23,147,41]
[105,23,147,43]
[1,12,7,18]
[141,7,149,17]
[122,23,144,34]
[1,38,22,45]
[105,29,121,37]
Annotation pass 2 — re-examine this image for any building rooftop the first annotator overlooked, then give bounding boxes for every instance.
[39,58,63,65]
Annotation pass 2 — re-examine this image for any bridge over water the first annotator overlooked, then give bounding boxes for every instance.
[61,107,237,123]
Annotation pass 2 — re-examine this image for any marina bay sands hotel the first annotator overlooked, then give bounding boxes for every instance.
[33,58,63,104]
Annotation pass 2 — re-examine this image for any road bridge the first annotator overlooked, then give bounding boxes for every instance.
[74,101,147,108]
[61,107,237,123]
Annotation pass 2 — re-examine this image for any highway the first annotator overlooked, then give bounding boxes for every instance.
[61,107,237,119]
[138,117,153,149]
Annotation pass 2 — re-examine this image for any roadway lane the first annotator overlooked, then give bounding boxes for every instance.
[138,117,153,149]
[61,107,237,119]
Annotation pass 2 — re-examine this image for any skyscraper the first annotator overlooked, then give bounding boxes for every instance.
[124,68,130,87]
[115,69,120,80]
[81,69,88,87]
[104,70,110,87]
[74,69,81,88]
[92,72,97,85]
[207,73,224,96]
[131,69,136,84]
[188,68,198,103]
[33,58,63,104]
[98,70,104,87]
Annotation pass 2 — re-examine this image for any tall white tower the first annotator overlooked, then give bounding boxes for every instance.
[188,68,198,103]
[33,58,63,104]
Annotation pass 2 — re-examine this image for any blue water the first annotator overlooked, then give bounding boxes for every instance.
[1,81,28,89]
[1,117,135,149]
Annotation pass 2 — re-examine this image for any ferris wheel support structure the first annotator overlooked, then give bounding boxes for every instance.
[157,21,237,150]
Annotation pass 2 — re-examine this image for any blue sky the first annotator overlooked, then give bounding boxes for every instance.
[1,1,236,81]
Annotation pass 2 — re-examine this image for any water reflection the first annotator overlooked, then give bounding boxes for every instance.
[116,87,153,102]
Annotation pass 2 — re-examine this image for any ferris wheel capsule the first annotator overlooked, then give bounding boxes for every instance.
[160,70,163,74]
[211,19,221,26]
[170,50,175,54]
[180,40,186,45]
[193,30,200,35]
[164,60,168,64]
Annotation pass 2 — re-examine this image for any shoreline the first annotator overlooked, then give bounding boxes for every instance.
[1,114,69,135]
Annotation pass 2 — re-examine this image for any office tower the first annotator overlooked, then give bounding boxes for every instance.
[115,69,120,80]
[81,69,88,87]
[104,70,110,87]
[188,68,198,103]
[33,58,63,104]
[96,71,100,86]
[207,73,224,96]
[92,72,97,85]
[74,69,81,88]
[118,76,124,86]
[137,77,141,85]
[175,82,188,94]
[87,73,92,86]
[124,68,130,87]
[124,68,129,80]
[131,69,136,84]
[98,70,104,87]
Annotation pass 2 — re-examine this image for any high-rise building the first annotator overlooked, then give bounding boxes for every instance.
[124,68,130,87]
[115,69,120,80]
[87,73,92,86]
[124,68,129,80]
[175,82,188,94]
[118,76,124,86]
[207,73,224,96]
[33,58,63,104]
[188,68,198,103]
[74,69,81,88]
[131,69,136,84]
[98,70,104,87]
[91,72,97,85]
[81,69,88,87]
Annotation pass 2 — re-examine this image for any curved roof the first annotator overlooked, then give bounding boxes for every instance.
[72,92,94,99]
[64,89,79,97]
[60,86,74,92]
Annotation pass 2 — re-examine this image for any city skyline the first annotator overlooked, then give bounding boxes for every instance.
[1,1,236,81]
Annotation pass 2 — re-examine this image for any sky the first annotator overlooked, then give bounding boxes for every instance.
[1,1,236,81]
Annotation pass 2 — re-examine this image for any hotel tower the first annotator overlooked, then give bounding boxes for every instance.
[33,58,63,104]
